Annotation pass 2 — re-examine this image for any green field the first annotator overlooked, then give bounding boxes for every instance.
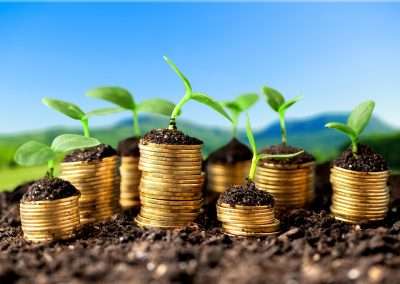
[0,166,48,192]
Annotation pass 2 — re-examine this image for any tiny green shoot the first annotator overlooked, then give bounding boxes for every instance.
[42,98,120,138]
[222,93,259,137]
[245,115,304,182]
[86,87,176,136]
[325,100,375,154]
[163,56,231,129]
[14,134,100,177]
[262,86,302,145]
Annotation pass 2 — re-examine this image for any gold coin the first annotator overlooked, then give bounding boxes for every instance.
[330,206,387,217]
[141,205,199,213]
[141,202,200,211]
[332,212,384,223]
[217,203,273,210]
[332,194,389,204]
[331,166,390,177]
[140,191,202,201]
[139,212,197,221]
[135,217,184,229]
[136,214,192,226]
[222,227,279,237]
[216,205,274,214]
[223,219,279,230]
[216,209,274,217]
[140,195,202,204]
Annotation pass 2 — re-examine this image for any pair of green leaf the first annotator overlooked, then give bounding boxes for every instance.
[163,56,232,126]
[245,114,304,181]
[262,85,302,145]
[325,100,375,153]
[14,134,100,175]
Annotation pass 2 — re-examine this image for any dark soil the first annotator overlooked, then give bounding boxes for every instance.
[261,144,315,165]
[142,129,203,145]
[21,177,79,202]
[334,144,388,172]
[207,138,252,164]
[118,136,140,157]
[2,165,400,284]
[218,182,274,207]
[64,144,117,163]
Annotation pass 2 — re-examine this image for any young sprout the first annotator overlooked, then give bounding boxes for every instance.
[262,86,302,145]
[246,115,304,182]
[42,98,120,138]
[86,87,176,137]
[223,93,259,137]
[14,134,100,177]
[325,100,375,154]
[164,56,231,129]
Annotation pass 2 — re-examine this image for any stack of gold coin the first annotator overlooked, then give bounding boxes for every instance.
[207,161,250,193]
[255,162,315,211]
[119,156,141,209]
[330,166,390,223]
[60,156,120,225]
[135,142,204,229]
[20,195,80,242]
[217,202,279,237]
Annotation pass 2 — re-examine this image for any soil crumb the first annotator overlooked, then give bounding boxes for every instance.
[261,144,315,165]
[207,138,252,164]
[218,182,274,206]
[22,177,79,202]
[64,144,117,162]
[118,136,140,157]
[142,128,202,145]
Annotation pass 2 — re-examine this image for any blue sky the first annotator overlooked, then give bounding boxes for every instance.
[0,2,399,133]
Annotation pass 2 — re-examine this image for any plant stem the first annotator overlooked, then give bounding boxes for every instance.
[81,118,90,138]
[132,110,141,137]
[279,111,287,145]
[351,139,358,154]
[47,159,54,178]
[248,154,260,182]
[231,116,238,138]
[169,93,191,129]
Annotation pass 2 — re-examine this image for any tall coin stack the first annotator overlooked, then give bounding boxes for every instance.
[20,195,80,242]
[207,161,250,193]
[330,166,390,223]
[255,162,315,211]
[217,202,280,237]
[119,156,141,209]
[60,156,120,224]
[135,142,204,229]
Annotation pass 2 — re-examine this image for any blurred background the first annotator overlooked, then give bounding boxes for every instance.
[1,2,399,190]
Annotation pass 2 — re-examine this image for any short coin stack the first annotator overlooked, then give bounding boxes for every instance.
[60,156,120,225]
[135,142,204,229]
[207,161,250,193]
[255,162,315,211]
[217,202,280,237]
[20,195,80,242]
[119,156,141,209]
[330,166,390,223]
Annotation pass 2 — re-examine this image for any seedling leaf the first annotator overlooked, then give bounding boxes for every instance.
[191,92,232,122]
[85,107,126,118]
[325,122,357,139]
[14,141,55,166]
[347,100,375,135]
[245,114,257,154]
[163,56,192,93]
[137,98,176,116]
[86,87,135,110]
[262,86,284,112]
[233,93,259,112]
[42,97,85,120]
[51,134,100,153]
[278,96,302,113]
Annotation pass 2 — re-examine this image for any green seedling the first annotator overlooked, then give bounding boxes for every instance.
[14,134,100,177]
[223,93,259,137]
[262,86,302,145]
[86,87,176,137]
[164,56,231,129]
[42,98,120,138]
[325,100,375,154]
[245,115,304,182]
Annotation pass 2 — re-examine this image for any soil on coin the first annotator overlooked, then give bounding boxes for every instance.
[118,136,140,157]
[142,128,203,145]
[207,138,252,164]
[2,166,400,284]
[64,144,117,162]
[218,182,274,207]
[261,144,315,165]
[334,144,388,172]
[21,177,79,202]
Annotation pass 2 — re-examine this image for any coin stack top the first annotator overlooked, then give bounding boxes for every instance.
[20,194,80,242]
[330,166,390,223]
[136,141,204,229]
[60,155,120,225]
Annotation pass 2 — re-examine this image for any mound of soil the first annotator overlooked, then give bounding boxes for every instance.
[21,177,79,202]
[118,136,140,157]
[218,182,274,207]
[207,138,252,164]
[1,168,400,284]
[64,144,117,163]
[142,129,203,145]
[334,144,388,172]
[261,144,315,165]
